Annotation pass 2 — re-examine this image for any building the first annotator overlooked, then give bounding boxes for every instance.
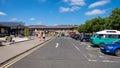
[0,24,10,37]
[0,22,26,37]
[0,22,79,37]
[28,25,79,35]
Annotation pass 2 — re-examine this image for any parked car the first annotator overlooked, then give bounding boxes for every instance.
[73,34,80,40]
[79,34,91,42]
[70,33,75,38]
[90,30,120,47]
[100,39,120,56]
[65,33,69,37]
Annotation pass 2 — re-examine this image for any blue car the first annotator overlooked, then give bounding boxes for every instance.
[100,39,120,56]
[73,34,80,40]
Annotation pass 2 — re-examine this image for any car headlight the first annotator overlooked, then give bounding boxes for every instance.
[107,46,114,49]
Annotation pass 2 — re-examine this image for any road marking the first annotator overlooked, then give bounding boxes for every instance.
[83,54,90,61]
[73,43,80,51]
[74,46,80,51]
[55,43,59,48]
[88,53,95,58]
[83,54,96,62]
[101,60,118,63]
[80,43,86,45]
[0,38,53,68]
[87,45,91,48]
[88,59,97,62]
[85,43,90,46]
[99,55,104,58]
[98,51,105,55]
[86,47,93,50]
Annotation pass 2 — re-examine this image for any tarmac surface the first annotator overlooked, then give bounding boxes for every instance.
[7,37,120,68]
[0,36,52,64]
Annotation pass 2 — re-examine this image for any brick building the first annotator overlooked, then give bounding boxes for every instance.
[28,25,79,35]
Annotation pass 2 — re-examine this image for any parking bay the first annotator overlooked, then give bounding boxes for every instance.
[73,39,120,63]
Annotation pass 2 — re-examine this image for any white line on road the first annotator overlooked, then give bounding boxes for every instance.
[101,60,118,63]
[55,43,59,48]
[88,59,97,62]
[87,45,91,48]
[83,54,97,62]
[74,46,80,51]
[88,53,95,58]
[73,43,80,51]
[99,55,104,58]
[83,54,90,60]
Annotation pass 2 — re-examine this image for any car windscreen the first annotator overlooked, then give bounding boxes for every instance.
[84,35,90,38]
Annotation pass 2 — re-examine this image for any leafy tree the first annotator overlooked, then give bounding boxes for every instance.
[77,8,120,33]
[109,8,120,30]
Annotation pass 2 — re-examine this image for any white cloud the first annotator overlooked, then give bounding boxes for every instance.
[54,24,58,26]
[0,12,7,16]
[29,18,36,21]
[63,0,86,6]
[36,21,43,25]
[89,0,110,8]
[59,6,80,13]
[60,7,70,12]
[61,0,84,12]
[85,9,106,15]
[10,18,17,21]
[70,6,80,11]
[70,0,85,6]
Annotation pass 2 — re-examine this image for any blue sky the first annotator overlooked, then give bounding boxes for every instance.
[0,0,120,26]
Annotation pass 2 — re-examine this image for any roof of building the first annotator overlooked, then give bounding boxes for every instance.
[0,22,25,27]
[28,25,78,29]
[0,22,78,29]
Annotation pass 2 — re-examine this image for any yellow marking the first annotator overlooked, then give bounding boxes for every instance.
[0,38,53,68]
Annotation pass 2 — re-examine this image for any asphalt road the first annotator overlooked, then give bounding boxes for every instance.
[9,37,120,68]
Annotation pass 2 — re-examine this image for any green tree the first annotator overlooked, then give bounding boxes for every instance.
[109,8,120,30]
[77,8,120,33]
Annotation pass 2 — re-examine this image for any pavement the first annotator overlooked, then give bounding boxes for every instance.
[0,37,31,45]
[0,36,52,64]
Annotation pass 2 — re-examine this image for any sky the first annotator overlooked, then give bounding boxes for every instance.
[0,0,120,26]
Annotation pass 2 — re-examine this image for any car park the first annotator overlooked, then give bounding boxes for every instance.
[100,39,120,56]
[65,33,69,37]
[73,34,80,40]
[79,34,91,42]
[70,33,74,38]
[69,32,76,38]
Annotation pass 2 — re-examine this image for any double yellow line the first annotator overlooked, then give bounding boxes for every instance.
[0,39,53,68]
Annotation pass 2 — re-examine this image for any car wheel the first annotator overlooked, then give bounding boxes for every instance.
[91,44,95,47]
[115,49,120,57]
[99,43,104,47]
[80,40,83,42]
